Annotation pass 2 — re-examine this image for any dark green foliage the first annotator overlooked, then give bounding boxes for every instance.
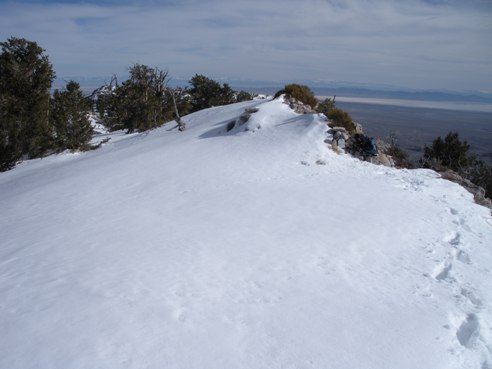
[187,74,235,112]
[466,156,492,199]
[97,86,125,131]
[421,132,470,172]
[95,92,113,122]
[421,131,492,198]
[236,90,253,102]
[326,107,356,134]
[0,37,55,170]
[384,133,414,169]
[50,81,93,151]
[220,83,235,106]
[168,87,192,118]
[316,98,335,115]
[102,65,172,133]
[315,97,356,134]
[0,123,21,171]
[92,77,118,127]
[274,84,318,109]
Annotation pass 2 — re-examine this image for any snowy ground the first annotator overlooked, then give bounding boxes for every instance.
[1,98,491,369]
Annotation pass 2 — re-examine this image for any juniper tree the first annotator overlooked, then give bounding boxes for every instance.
[188,74,235,112]
[50,81,93,151]
[235,90,253,102]
[102,65,171,133]
[219,83,235,106]
[420,131,492,198]
[168,87,192,117]
[0,37,55,170]
[92,75,119,129]
[422,132,470,172]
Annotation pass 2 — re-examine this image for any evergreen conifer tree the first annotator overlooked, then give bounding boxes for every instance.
[422,132,470,171]
[106,64,171,133]
[188,74,236,112]
[0,37,55,170]
[235,90,253,103]
[51,81,93,151]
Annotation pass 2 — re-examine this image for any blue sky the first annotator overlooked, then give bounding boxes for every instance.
[1,0,491,91]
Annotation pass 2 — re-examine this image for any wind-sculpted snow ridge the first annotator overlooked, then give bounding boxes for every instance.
[1,98,491,369]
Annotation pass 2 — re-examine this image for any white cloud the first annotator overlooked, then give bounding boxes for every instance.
[0,0,490,90]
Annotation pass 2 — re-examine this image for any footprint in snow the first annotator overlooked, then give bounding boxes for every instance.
[456,313,480,348]
[442,231,472,264]
[460,288,483,308]
[434,262,453,282]
[456,249,471,264]
[174,308,187,323]
[448,207,472,231]
[443,231,461,246]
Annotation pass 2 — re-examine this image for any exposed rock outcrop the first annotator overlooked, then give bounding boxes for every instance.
[440,170,492,210]
[284,96,317,114]
[226,107,259,132]
[325,126,393,167]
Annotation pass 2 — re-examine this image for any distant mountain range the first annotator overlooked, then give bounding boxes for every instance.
[309,87,492,104]
[54,76,492,104]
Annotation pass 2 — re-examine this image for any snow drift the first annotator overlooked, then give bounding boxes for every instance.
[1,98,491,369]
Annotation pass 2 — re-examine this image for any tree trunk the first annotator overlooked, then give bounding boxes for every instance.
[171,90,185,131]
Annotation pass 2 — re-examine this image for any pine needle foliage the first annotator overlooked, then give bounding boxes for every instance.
[0,37,55,170]
[50,81,93,151]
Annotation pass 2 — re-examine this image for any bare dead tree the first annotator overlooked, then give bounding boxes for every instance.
[169,87,185,131]
[109,74,118,89]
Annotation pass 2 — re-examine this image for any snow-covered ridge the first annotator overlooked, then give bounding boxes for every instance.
[1,99,491,369]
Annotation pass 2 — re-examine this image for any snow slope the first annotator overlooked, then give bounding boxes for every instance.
[1,98,491,369]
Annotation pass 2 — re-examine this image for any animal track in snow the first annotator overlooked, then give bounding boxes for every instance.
[456,313,480,348]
